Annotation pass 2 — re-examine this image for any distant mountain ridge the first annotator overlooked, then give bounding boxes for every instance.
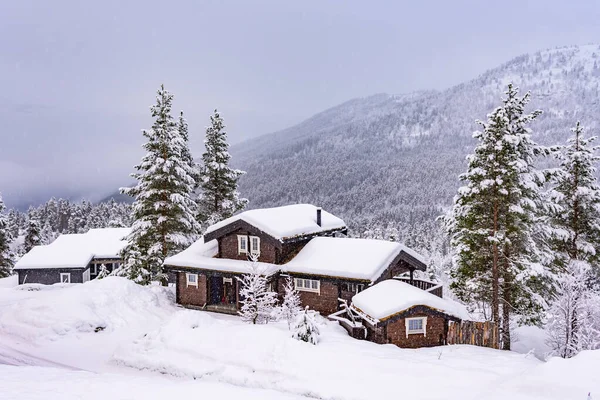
[102,44,600,239]
[227,44,600,235]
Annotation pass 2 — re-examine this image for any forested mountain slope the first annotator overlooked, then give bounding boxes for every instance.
[231,44,600,241]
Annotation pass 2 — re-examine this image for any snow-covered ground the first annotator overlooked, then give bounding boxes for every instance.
[0,276,598,400]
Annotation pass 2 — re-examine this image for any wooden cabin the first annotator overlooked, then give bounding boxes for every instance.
[13,228,130,285]
[164,204,429,316]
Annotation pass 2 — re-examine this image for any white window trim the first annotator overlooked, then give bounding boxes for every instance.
[60,273,71,284]
[405,317,427,338]
[237,235,248,254]
[294,278,320,294]
[249,235,261,256]
[186,273,198,288]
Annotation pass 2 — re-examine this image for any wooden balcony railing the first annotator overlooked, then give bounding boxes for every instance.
[394,277,443,298]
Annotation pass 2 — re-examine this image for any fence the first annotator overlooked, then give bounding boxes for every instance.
[447,320,498,349]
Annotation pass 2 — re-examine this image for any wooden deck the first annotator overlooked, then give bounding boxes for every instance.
[394,277,443,298]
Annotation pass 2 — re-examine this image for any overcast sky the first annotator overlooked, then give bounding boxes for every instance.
[1,0,599,208]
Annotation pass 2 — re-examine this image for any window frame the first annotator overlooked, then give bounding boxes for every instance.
[186,273,198,288]
[294,278,320,294]
[237,235,248,254]
[60,272,71,284]
[249,235,260,256]
[405,316,427,337]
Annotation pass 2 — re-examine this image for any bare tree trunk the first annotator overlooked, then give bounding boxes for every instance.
[492,198,500,348]
[501,270,511,350]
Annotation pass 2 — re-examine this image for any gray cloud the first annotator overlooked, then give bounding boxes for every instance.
[1,0,599,208]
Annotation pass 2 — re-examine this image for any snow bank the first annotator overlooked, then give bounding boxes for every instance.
[0,277,175,342]
[204,204,346,240]
[489,350,600,400]
[284,237,425,280]
[114,310,544,400]
[351,279,471,321]
[0,275,17,289]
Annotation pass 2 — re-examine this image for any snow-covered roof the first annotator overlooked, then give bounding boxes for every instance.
[14,228,131,270]
[283,237,426,281]
[164,237,278,275]
[204,204,346,241]
[351,280,471,322]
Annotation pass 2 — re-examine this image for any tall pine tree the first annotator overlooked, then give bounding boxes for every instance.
[545,122,600,356]
[23,218,42,253]
[546,122,600,274]
[120,85,200,285]
[445,84,551,349]
[0,193,15,278]
[197,110,248,228]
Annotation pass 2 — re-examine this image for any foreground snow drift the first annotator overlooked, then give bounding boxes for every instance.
[0,365,305,400]
[0,277,597,399]
[114,310,550,400]
[0,277,175,342]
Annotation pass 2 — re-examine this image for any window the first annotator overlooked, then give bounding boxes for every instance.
[238,235,248,254]
[83,269,90,283]
[405,317,427,337]
[250,236,260,256]
[186,273,198,287]
[60,273,71,284]
[342,283,365,294]
[294,278,320,294]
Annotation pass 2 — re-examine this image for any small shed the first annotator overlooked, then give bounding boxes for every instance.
[350,280,470,348]
[14,228,131,285]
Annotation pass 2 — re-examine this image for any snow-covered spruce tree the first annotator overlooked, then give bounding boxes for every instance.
[119,85,201,285]
[546,122,600,278]
[278,277,302,329]
[444,84,550,350]
[544,122,600,356]
[197,110,248,228]
[237,258,278,324]
[178,111,200,189]
[23,218,42,253]
[0,194,15,278]
[292,306,320,345]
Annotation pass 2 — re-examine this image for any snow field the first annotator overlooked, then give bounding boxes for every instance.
[0,277,597,400]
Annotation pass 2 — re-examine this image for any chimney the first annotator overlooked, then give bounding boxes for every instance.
[316,207,322,227]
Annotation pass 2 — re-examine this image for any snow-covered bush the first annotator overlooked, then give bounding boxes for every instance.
[292,306,320,345]
[547,261,600,358]
[277,277,302,329]
[237,262,278,324]
[96,264,110,279]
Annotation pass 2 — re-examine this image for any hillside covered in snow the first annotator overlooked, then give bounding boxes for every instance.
[231,44,600,238]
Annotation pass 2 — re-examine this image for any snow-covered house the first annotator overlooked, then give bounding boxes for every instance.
[14,228,131,285]
[348,280,471,348]
[164,204,429,316]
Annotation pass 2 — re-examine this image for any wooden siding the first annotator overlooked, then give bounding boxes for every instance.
[383,314,448,348]
[176,271,207,307]
[219,230,277,263]
[17,268,85,285]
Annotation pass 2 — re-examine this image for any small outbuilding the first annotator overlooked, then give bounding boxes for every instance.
[14,228,131,285]
[350,280,470,348]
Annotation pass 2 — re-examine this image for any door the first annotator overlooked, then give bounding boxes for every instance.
[210,276,222,304]
[223,278,235,304]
